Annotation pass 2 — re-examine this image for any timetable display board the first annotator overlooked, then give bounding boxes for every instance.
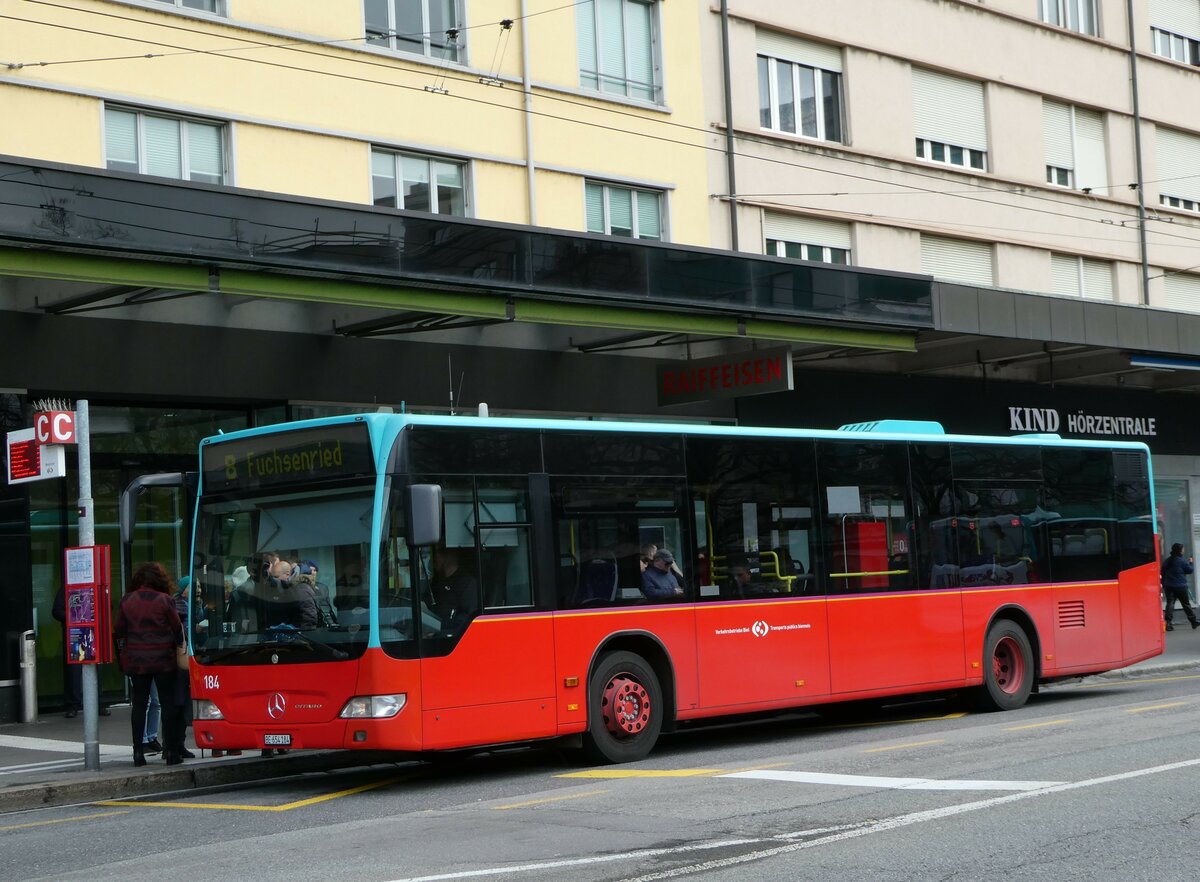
[63,545,113,664]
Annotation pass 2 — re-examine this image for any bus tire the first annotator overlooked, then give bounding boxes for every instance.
[582,651,663,764]
[977,620,1034,711]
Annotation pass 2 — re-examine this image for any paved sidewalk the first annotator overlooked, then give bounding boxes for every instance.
[0,704,397,813]
[2,628,1197,813]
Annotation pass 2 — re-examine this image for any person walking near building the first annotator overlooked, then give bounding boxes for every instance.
[1162,543,1199,631]
[113,561,184,766]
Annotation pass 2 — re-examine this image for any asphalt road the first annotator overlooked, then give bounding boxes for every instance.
[5,671,1200,882]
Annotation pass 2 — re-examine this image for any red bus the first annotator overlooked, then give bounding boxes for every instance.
[167,414,1161,763]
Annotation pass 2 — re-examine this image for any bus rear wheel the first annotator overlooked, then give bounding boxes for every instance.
[978,620,1034,711]
[583,651,663,764]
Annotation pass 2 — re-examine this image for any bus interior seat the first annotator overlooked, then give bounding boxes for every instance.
[931,562,960,587]
[575,555,618,606]
[1051,537,1062,555]
[1083,528,1107,554]
[1063,534,1086,555]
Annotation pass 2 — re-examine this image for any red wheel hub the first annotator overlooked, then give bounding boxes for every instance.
[992,635,1025,695]
[602,674,651,737]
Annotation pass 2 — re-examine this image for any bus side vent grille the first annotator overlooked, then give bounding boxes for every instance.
[1058,600,1086,629]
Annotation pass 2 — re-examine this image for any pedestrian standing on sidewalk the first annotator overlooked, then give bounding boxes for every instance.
[1162,542,1199,631]
[113,561,184,767]
[170,576,196,760]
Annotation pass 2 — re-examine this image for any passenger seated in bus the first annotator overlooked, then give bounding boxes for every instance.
[260,554,319,629]
[227,555,274,634]
[726,563,752,598]
[642,548,685,599]
[426,547,480,630]
[989,524,1018,565]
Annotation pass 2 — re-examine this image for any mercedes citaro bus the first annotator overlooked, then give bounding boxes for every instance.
[122,413,1163,763]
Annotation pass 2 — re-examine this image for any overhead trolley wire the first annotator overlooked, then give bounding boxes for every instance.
[8,0,1200,254]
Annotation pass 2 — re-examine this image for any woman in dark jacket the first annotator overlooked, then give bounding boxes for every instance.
[114,561,184,766]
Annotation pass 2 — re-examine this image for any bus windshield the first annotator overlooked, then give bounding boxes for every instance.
[191,483,374,665]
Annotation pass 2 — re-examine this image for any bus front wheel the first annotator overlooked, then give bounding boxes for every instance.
[583,651,663,764]
[978,620,1034,711]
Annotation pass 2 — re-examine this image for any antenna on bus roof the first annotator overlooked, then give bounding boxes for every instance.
[448,355,454,415]
[478,402,489,418]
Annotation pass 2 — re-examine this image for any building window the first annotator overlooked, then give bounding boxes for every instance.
[151,0,221,11]
[1162,195,1200,213]
[1046,166,1073,187]
[767,239,849,265]
[365,0,462,62]
[1152,27,1200,64]
[763,211,852,265]
[916,138,986,170]
[912,69,988,173]
[1043,100,1107,192]
[1050,253,1114,300]
[1157,128,1200,213]
[757,56,842,142]
[920,234,994,287]
[1164,272,1200,313]
[577,0,661,103]
[1039,0,1098,36]
[371,148,467,215]
[104,107,225,184]
[585,181,663,240]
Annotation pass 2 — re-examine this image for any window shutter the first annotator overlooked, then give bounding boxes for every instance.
[763,212,851,250]
[912,68,987,151]
[1157,128,1200,203]
[104,108,138,166]
[1164,272,1200,313]
[1050,253,1081,296]
[626,0,654,98]
[143,115,182,178]
[755,29,842,72]
[635,190,661,240]
[1150,0,1200,39]
[1042,100,1073,169]
[597,0,626,85]
[1081,258,1114,300]
[920,235,993,286]
[1073,108,1107,192]
[186,122,223,181]
[608,186,633,234]
[585,182,605,233]
[576,0,597,79]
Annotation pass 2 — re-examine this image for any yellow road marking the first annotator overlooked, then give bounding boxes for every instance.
[1126,702,1188,713]
[0,810,129,831]
[1078,673,1200,689]
[709,762,792,776]
[864,739,944,753]
[493,789,608,810]
[557,768,724,779]
[97,774,405,812]
[1005,719,1073,731]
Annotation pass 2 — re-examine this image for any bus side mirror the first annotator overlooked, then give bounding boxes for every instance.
[408,484,443,547]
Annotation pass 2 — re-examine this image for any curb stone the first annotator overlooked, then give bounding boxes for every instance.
[0,749,403,814]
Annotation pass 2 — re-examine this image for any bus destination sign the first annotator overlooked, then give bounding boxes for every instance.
[202,423,374,493]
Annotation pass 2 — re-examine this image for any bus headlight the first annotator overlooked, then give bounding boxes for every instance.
[338,694,407,719]
[194,699,224,720]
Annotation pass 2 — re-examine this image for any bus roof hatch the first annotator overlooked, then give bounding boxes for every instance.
[837,419,945,435]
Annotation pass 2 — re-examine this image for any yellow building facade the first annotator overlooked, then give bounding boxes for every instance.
[0,0,712,245]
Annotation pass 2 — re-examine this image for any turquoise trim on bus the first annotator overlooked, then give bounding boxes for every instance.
[195,410,1160,651]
